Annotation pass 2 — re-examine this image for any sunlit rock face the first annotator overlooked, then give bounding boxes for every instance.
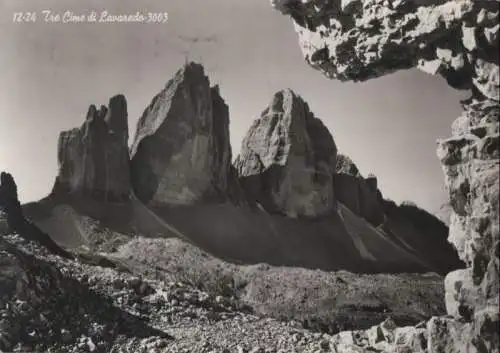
[235,89,337,218]
[130,62,241,206]
[53,95,131,202]
[437,98,499,352]
[272,0,499,351]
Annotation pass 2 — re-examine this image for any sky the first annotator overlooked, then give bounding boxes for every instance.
[0,0,466,214]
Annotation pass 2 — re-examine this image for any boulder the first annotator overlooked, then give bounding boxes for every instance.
[235,88,337,218]
[444,268,478,319]
[53,95,131,202]
[130,62,239,206]
[329,318,428,353]
[427,316,474,353]
[436,203,453,226]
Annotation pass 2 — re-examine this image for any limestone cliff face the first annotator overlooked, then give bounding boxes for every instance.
[130,63,239,206]
[235,89,337,218]
[53,95,131,202]
[272,0,499,351]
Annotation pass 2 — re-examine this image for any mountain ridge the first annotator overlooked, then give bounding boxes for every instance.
[19,62,462,275]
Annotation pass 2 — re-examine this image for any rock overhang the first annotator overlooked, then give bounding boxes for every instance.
[271,0,499,101]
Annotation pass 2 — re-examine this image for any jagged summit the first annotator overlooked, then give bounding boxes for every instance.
[52,95,131,202]
[129,61,239,206]
[236,88,337,218]
[181,60,205,72]
[105,94,129,142]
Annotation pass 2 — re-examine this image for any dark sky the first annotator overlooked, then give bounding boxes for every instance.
[0,0,465,213]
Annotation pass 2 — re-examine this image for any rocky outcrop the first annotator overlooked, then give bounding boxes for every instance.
[235,89,337,218]
[0,172,74,259]
[437,98,499,352]
[272,0,499,351]
[327,315,489,353]
[130,63,239,206]
[53,95,131,202]
[334,155,385,225]
[0,172,21,233]
[327,318,428,353]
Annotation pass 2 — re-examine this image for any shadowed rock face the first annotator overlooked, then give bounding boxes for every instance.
[53,95,131,202]
[0,172,21,233]
[333,154,385,226]
[272,0,499,351]
[130,62,240,206]
[235,89,337,218]
[0,172,74,259]
[334,173,385,226]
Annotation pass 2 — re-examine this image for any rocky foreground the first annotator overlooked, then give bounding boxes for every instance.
[0,229,456,353]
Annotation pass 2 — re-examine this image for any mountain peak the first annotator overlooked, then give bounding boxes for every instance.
[52,95,131,202]
[130,62,239,206]
[237,88,337,218]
